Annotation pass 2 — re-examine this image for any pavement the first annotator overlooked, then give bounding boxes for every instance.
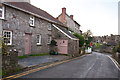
[13,52,120,79]
[18,55,69,68]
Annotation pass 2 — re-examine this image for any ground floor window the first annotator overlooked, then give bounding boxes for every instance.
[3,30,12,45]
[37,35,41,45]
[48,35,52,44]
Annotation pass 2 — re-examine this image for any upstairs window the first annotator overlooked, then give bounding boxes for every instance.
[29,16,35,26]
[0,4,5,19]
[3,30,12,45]
[37,35,41,45]
[48,23,52,30]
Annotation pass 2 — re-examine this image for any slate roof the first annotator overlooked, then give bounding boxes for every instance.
[3,2,66,27]
[52,24,78,40]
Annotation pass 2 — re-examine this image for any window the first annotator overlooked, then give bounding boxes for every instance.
[3,30,12,45]
[48,35,52,44]
[48,23,52,30]
[37,35,41,45]
[0,4,5,19]
[29,16,35,26]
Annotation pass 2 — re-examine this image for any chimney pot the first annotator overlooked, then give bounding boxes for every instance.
[70,15,73,19]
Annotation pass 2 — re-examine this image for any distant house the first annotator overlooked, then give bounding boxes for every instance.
[93,35,120,53]
[57,8,82,34]
[0,2,79,56]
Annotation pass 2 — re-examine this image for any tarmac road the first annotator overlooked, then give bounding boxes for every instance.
[16,52,120,79]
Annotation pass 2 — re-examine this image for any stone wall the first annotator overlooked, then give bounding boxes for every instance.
[2,5,52,56]
[2,49,18,75]
[52,25,79,57]
[0,20,2,79]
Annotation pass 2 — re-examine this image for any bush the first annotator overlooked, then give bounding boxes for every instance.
[50,40,57,46]
[49,50,58,55]
[73,33,85,47]
[112,42,120,53]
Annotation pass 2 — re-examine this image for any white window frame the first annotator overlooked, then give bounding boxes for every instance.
[0,4,5,19]
[47,35,52,44]
[37,35,41,45]
[48,23,52,30]
[29,16,35,26]
[3,30,12,45]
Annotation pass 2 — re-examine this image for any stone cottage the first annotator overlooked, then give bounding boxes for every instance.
[52,24,79,57]
[57,7,82,34]
[0,2,79,56]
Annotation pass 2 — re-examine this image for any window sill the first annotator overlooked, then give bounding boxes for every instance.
[48,29,52,31]
[37,44,42,46]
[0,18,6,21]
[47,43,51,45]
[29,25,35,28]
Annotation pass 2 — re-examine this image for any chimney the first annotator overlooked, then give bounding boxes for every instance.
[70,15,73,19]
[62,7,66,21]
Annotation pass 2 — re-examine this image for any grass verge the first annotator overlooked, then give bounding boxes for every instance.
[18,53,49,59]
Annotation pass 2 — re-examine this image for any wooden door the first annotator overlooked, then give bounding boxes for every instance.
[56,40,68,54]
[25,34,31,54]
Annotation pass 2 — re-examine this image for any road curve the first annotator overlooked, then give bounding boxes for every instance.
[18,52,120,78]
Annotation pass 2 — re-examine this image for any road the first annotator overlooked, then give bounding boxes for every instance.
[16,52,120,78]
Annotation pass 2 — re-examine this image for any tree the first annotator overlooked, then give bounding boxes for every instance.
[73,33,85,47]
[83,30,93,46]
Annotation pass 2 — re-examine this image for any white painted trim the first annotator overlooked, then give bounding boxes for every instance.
[52,24,78,40]
[108,56,120,71]
[29,16,35,26]
[3,30,12,45]
[0,5,5,19]
[48,23,52,30]
[3,3,61,25]
[36,34,41,45]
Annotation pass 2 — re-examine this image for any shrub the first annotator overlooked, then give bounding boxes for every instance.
[50,40,57,46]
[73,33,85,47]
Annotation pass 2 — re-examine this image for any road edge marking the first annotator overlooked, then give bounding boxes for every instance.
[1,55,86,80]
[108,56,120,71]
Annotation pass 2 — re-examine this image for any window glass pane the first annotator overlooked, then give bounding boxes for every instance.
[48,36,51,44]
[3,31,12,45]
[0,5,2,9]
[37,35,40,43]
[0,5,2,18]
[30,16,34,26]
[0,11,2,17]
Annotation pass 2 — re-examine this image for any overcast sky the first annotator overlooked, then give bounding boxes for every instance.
[31,0,119,36]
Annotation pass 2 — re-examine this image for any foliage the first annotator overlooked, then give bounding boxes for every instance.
[18,55,28,59]
[0,37,9,55]
[83,30,93,39]
[85,37,93,46]
[49,50,58,55]
[18,53,49,59]
[94,43,101,49]
[112,42,120,53]
[29,53,49,56]
[73,33,85,47]
[50,40,57,46]
[83,30,93,47]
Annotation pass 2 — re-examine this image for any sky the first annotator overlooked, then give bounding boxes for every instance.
[31,0,119,36]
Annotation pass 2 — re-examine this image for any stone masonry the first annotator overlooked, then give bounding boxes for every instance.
[2,5,52,56]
